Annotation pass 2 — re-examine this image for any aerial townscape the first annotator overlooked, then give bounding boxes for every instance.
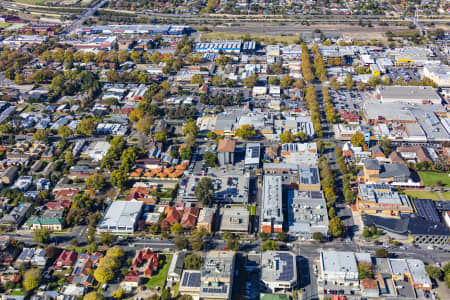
[0,0,450,300]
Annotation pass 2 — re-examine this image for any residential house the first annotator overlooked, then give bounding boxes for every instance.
[0,203,32,228]
[180,207,200,228]
[53,250,77,270]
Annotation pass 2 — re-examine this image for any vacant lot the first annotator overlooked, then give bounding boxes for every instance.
[418,172,450,187]
[404,190,440,201]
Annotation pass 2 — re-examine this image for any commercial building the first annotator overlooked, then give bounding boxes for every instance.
[81,141,111,162]
[375,86,442,105]
[423,64,450,87]
[97,200,144,234]
[244,143,260,169]
[197,208,215,232]
[261,251,297,292]
[62,36,117,51]
[200,251,235,300]
[195,40,243,53]
[320,251,359,286]
[0,203,32,228]
[220,206,249,232]
[288,190,328,239]
[298,165,321,191]
[217,139,236,165]
[2,35,47,47]
[389,259,432,290]
[357,183,413,216]
[261,176,283,233]
[281,143,318,165]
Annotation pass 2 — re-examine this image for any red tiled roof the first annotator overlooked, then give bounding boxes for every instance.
[181,207,200,227]
[217,139,236,152]
[163,207,182,224]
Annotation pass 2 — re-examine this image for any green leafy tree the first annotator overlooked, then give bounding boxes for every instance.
[425,265,443,280]
[171,223,184,235]
[195,177,214,205]
[180,147,193,161]
[174,236,189,249]
[375,248,389,258]
[190,237,204,251]
[57,125,73,139]
[110,169,128,189]
[0,122,12,134]
[242,74,258,87]
[276,231,288,242]
[344,74,354,90]
[358,262,374,279]
[84,292,105,300]
[235,125,256,139]
[268,76,279,85]
[262,240,280,251]
[280,131,295,144]
[94,267,114,284]
[211,75,223,86]
[77,119,96,136]
[203,152,218,167]
[135,116,152,135]
[99,232,116,246]
[86,174,106,191]
[33,129,49,143]
[33,228,51,243]
[99,256,120,270]
[351,132,365,147]
[280,74,293,89]
[183,120,200,137]
[106,246,125,258]
[184,254,203,270]
[259,232,271,241]
[190,74,204,84]
[312,232,325,241]
[328,217,345,238]
[112,288,125,299]
[207,131,217,139]
[155,132,169,144]
[23,269,41,291]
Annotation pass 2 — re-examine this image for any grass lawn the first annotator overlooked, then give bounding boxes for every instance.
[0,22,11,29]
[23,105,38,113]
[201,32,299,44]
[442,192,450,201]
[404,190,441,201]
[146,254,172,289]
[418,172,450,187]
[10,290,24,296]
[13,0,47,4]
